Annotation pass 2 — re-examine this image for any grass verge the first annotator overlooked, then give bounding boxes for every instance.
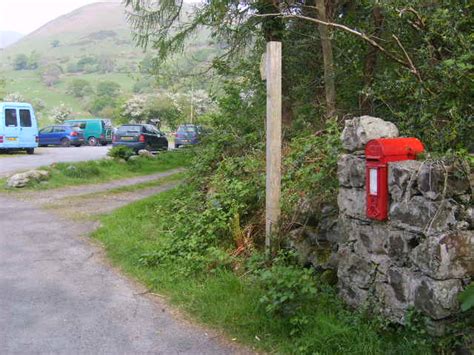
[93,187,433,354]
[1,150,190,191]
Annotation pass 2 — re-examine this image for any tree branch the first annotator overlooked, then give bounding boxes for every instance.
[253,12,420,77]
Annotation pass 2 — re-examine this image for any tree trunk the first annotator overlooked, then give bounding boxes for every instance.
[316,0,336,118]
[359,5,384,114]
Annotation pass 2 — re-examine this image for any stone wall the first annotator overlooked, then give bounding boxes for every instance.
[335,116,473,324]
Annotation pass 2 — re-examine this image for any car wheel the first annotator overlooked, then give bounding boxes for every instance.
[26,148,34,155]
[61,138,71,147]
[74,143,82,147]
[175,144,180,149]
[144,144,153,152]
[88,137,98,146]
[101,142,108,146]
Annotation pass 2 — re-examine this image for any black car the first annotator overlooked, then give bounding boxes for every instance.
[113,124,168,153]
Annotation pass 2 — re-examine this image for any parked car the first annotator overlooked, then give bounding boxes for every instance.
[0,102,38,154]
[113,124,168,153]
[38,125,84,147]
[64,118,113,146]
[174,124,202,148]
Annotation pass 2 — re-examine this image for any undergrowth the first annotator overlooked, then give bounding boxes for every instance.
[93,188,437,354]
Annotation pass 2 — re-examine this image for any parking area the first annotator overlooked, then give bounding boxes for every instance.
[0,146,110,177]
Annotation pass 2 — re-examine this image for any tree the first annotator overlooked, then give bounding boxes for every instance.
[40,64,63,86]
[50,104,72,124]
[51,40,60,48]
[28,51,40,70]
[67,79,94,98]
[3,92,26,102]
[13,54,28,70]
[96,81,121,98]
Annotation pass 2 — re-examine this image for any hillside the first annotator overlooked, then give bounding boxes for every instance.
[0,2,217,124]
[0,31,23,48]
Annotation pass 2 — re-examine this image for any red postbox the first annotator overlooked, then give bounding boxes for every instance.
[365,138,424,221]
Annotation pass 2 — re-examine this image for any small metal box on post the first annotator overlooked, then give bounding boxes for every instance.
[365,138,424,221]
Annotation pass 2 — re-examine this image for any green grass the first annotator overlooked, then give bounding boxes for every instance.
[92,188,433,354]
[0,150,190,191]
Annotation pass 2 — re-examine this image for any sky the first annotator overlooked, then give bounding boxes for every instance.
[0,0,120,35]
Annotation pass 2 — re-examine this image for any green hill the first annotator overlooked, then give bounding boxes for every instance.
[0,1,217,124]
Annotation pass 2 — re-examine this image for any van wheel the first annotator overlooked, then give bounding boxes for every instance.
[88,137,98,146]
[61,138,71,147]
[26,148,34,155]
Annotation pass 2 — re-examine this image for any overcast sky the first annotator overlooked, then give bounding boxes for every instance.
[0,0,121,34]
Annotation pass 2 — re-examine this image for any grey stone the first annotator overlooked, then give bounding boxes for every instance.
[7,169,50,188]
[337,188,366,220]
[341,116,399,152]
[465,207,474,229]
[337,247,375,290]
[374,268,417,322]
[337,154,366,188]
[417,161,471,201]
[128,155,140,161]
[388,160,422,202]
[389,196,458,234]
[414,277,462,320]
[384,230,420,266]
[411,231,474,280]
[289,227,334,269]
[138,149,154,158]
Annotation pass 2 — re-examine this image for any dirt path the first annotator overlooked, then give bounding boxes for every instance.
[0,172,250,354]
[16,168,185,206]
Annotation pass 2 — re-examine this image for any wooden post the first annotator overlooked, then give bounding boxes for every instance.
[265,41,282,258]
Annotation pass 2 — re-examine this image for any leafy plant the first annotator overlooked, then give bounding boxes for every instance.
[459,282,474,312]
[107,146,135,161]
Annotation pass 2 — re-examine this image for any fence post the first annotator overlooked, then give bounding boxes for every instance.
[265,41,282,258]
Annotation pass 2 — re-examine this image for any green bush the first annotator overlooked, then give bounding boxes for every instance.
[60,163,101,179]
[107,146,134,161]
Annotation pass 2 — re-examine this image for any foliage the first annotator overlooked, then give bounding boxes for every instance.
[256,251,317,335]
[3,92,26,102]
[107,145,135,161]
[96,80,121,98]
[459,282,474,312]
[13,54,28,71]
[39,64,63,87]
[50,104,72,124]
[67,79,94,98]
[51,40,60,48]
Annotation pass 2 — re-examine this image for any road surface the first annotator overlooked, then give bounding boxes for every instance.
[0,156,246,354]
[0,146,109,177]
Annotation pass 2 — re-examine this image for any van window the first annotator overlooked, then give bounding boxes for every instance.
[20,109,32,127]
[5,109,17,127]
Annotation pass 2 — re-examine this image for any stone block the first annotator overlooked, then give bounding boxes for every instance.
[414,277,462,320]
[341,116,399,152]
[384,230,420,266]
[337,188,366,220]
[337,247,375,290]
[417,160,471,201]
[374,268,417,322]
[411,231,474,280]
[389,160,422,202]
[7,169,50,188]
[337,154,366,188]
[389,196,458,234]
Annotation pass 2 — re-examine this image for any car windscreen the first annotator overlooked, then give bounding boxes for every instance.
[177,126,197,133]
[117,126,142,134]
